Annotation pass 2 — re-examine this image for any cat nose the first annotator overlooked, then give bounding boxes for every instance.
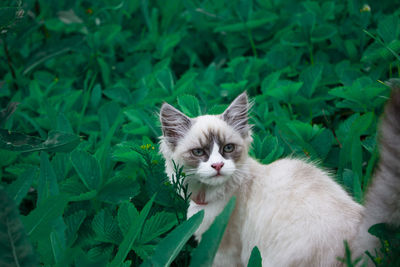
[211,162,224,171]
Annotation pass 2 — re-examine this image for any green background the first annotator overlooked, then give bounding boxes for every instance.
[1,0,399,266]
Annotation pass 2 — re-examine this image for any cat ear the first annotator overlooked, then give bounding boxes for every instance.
[160,103,192,146]
[222,92,251,136]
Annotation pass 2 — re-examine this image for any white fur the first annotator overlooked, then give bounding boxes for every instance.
[160,114,367,266]
[159,90,400,266]
[197,143,236,185]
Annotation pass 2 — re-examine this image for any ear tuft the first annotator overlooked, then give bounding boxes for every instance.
[160,103,192,147]
[222,92,251,136]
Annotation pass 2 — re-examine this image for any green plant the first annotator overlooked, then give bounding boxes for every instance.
[0,0,399,265]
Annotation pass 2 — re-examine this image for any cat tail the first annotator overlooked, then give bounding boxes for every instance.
[352,79,400,262]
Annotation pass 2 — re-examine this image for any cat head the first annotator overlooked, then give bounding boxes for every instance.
[159,92,252,187]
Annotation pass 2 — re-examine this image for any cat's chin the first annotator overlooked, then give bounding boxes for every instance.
[197,175,231,186]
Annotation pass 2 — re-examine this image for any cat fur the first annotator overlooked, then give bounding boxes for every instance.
[159,82,400,266]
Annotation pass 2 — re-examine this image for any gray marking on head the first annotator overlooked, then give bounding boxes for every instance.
[221,144,243,162]
[182,129,244,168]
[221,92,252,137]
[160,103,192,148]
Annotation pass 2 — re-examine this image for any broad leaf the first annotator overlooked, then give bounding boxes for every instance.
[22,194,69,240]
[0,130,80,153]
[92,209,123,245]
[117,202,139,236]
[142,210,204,267]
[6,166,37,205]
[65,210,86,247]
[97,176,140,204]
[177,94,201,117]
[247,246,262,267]
[70,149,102,191]
[109,195,155,267]
[38,152,59,204]
[137,211,177,244]
[190,197,236,266]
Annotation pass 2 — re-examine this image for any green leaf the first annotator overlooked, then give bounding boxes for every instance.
[361,39,400,63]
[156,69,174,94]
[109,195,156,267]
[65,210,86,247]
[87,244,113,263]
[133,244,156,261]
[263,80,303,102]
[98,57,111,86]
[92,209,123,245]
[156,33,182,58]
[22,194,69,240]
[56,113,73,133]
[281,30,308,47]
[6,166,37,205]
[251,134,284,164]
[299,64,323,98]
[0,187,38,267]
[177,94,201,117]
[247,246,262,267]
[112,142,142,163]
[190,197,236,266]
[97,176,140,204]
[142,210,204,267]
[118,202,139,236]
[311,24,337,42]
[38,152,59,204]
[342,169,362,202]
[377,15,400,44]
[261,71,281,94]
[368,223,399,240]
[50,231,64,264]
[208,104,228,115]
[74,247,109,267]
[70,149,102,191]
[68,190,97,202]
[296,11,315,29]
[90,84,102,108]
[98,24,122,45]
[137,212,177,244]
[214,16,277,32]
[310,129,334,160]
[103,84,132,105]
[338,113,374,182]
[0,130,80,153]
[0,149,18,167]
[98,101,122,139]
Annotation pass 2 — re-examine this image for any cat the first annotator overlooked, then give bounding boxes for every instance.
[159,81,400,266]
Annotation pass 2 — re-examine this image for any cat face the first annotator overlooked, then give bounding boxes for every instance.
[160,92,252,186]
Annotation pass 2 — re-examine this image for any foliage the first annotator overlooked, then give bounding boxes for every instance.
[0,0,400,265]
[366,224,400,266]
[0,186,37,267]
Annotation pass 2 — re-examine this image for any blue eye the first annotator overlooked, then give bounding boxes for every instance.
[223,144,235,153]
[192,148,205,156]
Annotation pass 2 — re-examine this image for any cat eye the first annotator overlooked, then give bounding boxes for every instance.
[192,148,205,157]
[223,144,235,153]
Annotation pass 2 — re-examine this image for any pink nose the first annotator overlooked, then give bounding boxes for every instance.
[211,162,224,171]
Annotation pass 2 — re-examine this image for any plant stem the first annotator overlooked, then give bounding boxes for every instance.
[247,28,258,58]
[3,38,18,90]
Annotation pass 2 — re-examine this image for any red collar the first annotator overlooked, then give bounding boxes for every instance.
[191,190,208,205]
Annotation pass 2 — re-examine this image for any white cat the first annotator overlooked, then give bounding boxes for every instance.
[159,82,400,266]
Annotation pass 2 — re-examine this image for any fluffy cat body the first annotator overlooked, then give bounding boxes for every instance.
[159,84,400,266]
